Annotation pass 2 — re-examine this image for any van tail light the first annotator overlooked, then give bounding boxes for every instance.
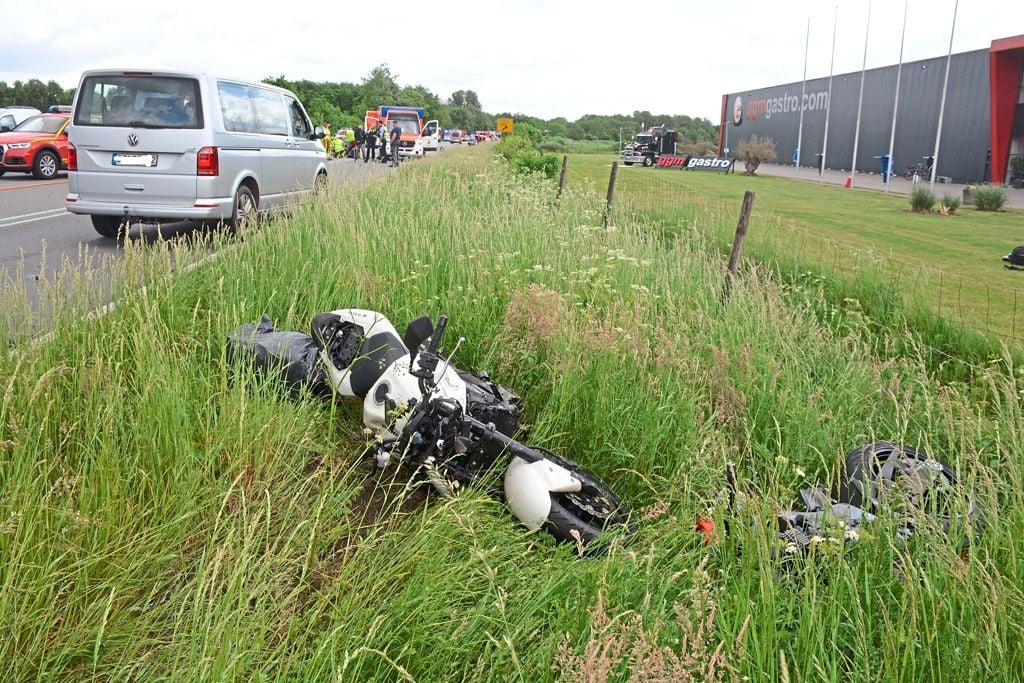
[197,146,219,176]
[67,142,77,171]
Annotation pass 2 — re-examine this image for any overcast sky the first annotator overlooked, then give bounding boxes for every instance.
[2,0,1021,123]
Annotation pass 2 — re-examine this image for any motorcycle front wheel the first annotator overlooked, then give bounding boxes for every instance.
[530,446,635,547]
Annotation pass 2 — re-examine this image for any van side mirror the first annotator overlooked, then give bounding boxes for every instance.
[0,125,10,133]
[312,125,325,140]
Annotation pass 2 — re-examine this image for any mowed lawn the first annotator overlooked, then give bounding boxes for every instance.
[566,154,1024,343]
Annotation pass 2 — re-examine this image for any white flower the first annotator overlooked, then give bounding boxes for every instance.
[844,528,860,542]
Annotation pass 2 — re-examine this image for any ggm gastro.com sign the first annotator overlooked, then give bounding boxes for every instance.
[732,91,829,126]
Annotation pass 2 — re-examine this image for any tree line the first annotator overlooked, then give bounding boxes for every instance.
[0,79,76,111]
[1,68,719,146]
[265,65,718,143]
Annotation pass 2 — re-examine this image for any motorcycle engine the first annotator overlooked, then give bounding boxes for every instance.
[457,371,524,471]
[460,371,523,436]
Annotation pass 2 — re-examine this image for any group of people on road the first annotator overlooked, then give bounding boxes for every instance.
[320,122,402,167]
[346,122,403,168]
[318,121,405,167]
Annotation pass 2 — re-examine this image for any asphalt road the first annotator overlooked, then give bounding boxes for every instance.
[0,152,406,326]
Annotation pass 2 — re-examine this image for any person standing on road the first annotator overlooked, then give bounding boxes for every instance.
[389,122,403,168]
[354,125,366,162]
[364,123,378,163]
[378,122,389,164]
[376,122,386,164]
[322,121,332,157]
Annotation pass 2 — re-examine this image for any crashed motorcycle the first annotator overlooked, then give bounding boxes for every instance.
[227,309,634,548]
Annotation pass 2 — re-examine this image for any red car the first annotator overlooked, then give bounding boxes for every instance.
[0,113,70,180]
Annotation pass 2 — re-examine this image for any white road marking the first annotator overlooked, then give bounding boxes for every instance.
[0,209,67,229]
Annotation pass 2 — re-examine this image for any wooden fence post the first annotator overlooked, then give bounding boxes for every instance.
[556,155,568,199]
[603,161,619,228]
[722,190,756,303]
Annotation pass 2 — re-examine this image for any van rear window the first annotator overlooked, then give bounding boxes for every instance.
[75,75,203,129]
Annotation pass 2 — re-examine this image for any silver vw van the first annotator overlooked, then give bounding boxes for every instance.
[66,69,327,238]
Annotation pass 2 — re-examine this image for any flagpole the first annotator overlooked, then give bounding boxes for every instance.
[796,16,810,174]
[930,0,958,192]
[820,4,838,179]
[885,0,909,192]
[850,0,872,188]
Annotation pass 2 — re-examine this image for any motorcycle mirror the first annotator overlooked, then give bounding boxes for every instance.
[403,316,434,360]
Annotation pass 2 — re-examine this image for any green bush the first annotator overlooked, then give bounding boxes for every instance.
[910,186,936,212]
[941,193,961,215]
[496,128,559,179]
[973,185,1007,212]
[509,149,560,178]
[495,133,533,162]
[513,121,543,146]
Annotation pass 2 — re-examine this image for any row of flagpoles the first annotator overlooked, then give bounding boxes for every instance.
[794,0,960,192]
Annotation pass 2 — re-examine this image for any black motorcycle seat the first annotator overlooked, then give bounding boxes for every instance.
[349,332,407,397]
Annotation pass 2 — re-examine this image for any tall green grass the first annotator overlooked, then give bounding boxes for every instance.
[566,156,1023,382]
[1,148,1023,680]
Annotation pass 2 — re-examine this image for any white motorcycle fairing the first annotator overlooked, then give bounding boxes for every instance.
[504,456,582,531]
[318,308,466,439]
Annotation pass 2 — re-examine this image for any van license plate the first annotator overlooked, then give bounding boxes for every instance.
[112,153,158,167]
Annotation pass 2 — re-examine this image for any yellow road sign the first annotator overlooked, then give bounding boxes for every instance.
[497,117,514,133]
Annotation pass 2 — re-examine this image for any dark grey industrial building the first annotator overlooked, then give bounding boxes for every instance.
[718,35,1024,186]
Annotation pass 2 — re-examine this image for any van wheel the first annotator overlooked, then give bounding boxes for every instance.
[314,172,328,193]
[92,215,126,240]
[229,185,257,234]
[33,150,60,179]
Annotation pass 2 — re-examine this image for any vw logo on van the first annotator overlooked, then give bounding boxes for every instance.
[127,134,139,147]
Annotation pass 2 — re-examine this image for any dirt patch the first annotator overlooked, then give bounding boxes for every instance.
[308,462,433,592]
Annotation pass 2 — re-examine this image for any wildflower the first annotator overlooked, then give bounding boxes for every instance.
[844,528,860,542]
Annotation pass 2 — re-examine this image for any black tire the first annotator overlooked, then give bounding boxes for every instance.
[314,171,328,194]
[229,185,257,234]
[530,447,635,548]
[91,215,126,240]
[623,162,634,166]
[33,150,60,180]
[642,156,654,167]
[837,441,981,537]
[837,442,953,509]
[0,170,6,177]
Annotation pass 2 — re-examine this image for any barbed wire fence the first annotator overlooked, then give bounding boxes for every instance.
[562,158,1024,372]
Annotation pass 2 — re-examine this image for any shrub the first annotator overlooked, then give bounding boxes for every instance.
[910,187,936,212]
[495,134,533,162]
[681,140,717,157]
[497,129,559,179]
[737,135,776,175]
[973,185,1007,212]
[510,149,560,178]
[940,193,960,215]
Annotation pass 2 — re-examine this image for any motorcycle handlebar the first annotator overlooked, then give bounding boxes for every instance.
[426,315,447,355]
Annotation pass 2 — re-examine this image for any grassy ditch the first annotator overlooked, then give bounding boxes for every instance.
[1,148,1023,680]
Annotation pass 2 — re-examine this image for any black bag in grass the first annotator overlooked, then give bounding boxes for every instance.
[225,314,331,397]
[1003,246,1024,270]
